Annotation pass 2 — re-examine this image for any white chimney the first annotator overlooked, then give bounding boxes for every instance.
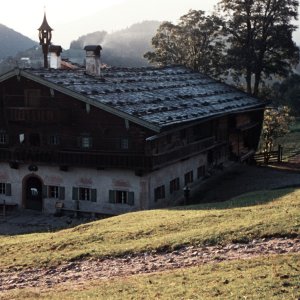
[49,45,62,69]
[84,45,102,76]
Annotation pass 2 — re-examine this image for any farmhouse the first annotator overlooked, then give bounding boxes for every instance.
[0,15,266,216]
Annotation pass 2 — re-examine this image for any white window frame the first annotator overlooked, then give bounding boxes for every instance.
[48,186,59,198]
[72,187,97,202]
[109,190,134,205]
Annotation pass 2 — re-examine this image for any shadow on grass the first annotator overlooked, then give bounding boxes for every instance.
[173,187,296,210]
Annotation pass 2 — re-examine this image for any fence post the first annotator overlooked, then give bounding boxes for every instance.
[277,145,282,162]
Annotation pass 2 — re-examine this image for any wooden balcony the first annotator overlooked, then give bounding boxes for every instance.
[0,136,220,171]
[151,136,216,168]
[6,107,68,123]
[0,147,152,171]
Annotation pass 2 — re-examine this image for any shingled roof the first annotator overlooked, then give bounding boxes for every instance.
[0,66,266,132]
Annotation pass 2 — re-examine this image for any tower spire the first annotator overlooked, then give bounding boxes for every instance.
[38,11,53,68]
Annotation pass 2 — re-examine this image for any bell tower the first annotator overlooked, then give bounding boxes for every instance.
[38,12,53,68]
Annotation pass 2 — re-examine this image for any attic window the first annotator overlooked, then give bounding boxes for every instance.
[25,89,41,107]
[120,138,129,150]
[79,134,93,149]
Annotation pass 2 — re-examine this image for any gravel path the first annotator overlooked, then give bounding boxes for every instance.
[0,237,299,292]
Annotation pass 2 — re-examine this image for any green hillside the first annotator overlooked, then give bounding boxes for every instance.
[0,188,299,270]
[1,187,299,299]
[0,24,37,59]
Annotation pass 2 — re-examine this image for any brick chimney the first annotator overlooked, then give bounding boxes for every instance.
[84,45,102,76]
[49,45,62,69]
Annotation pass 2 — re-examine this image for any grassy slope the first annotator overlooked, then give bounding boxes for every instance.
[277,120,300,158]
[0,188,299,270]
[3,253,300,300]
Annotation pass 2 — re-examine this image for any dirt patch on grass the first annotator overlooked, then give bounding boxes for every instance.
[0,237,299,293]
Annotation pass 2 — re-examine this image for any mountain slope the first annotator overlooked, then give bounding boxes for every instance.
[64,20,160,67]
[0,24,37,59]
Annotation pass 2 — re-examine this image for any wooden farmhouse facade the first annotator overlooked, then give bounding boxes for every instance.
[0,47,266,215]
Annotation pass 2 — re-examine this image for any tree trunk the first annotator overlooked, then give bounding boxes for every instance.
[253,71,261,97]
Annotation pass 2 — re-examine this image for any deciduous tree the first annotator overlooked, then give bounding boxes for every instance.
[261,106,294,155]
[218,0,299,96]
[144,10,225,78]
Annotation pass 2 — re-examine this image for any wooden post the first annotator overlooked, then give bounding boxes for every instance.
[3,199,5,218]
[278,145,282,162]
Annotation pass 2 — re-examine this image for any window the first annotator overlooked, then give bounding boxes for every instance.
[80,136,93,149]
[120,138,129,150]
[0,183,5,194]
[25,89,41,107]
[49,135,60,146]
[72,187,97,202]
[0,130,8,145]
[0,183,11,196]
[109,190,134,205]
[197,166,206,179]
[44,186,65,199]
[49,186,59,198]
[80,188,91,201]
[154,185,165,202]
[184,171,194,185]
[170,178,180,194]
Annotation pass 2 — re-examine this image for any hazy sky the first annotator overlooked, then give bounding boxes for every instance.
[1,0,299,48]
[1,0,219,48]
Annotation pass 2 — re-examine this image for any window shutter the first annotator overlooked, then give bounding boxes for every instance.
[72,187,78,200]
[109,190,115,203]
[59,187,65,200]
[42,185,48,198]
[5,183,11,196]
[91,189,97,202]
[128,192,134,206]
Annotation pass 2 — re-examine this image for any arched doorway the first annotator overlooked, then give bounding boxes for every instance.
[23,176,43,211]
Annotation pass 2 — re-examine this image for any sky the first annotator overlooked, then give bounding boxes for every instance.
[1,0,219,48]
[1,0,300,48]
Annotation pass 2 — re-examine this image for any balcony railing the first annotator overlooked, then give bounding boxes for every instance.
[0,136,220,171]
[6,107,68,123]
[151,136,216,168]
[0,147,152,170]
